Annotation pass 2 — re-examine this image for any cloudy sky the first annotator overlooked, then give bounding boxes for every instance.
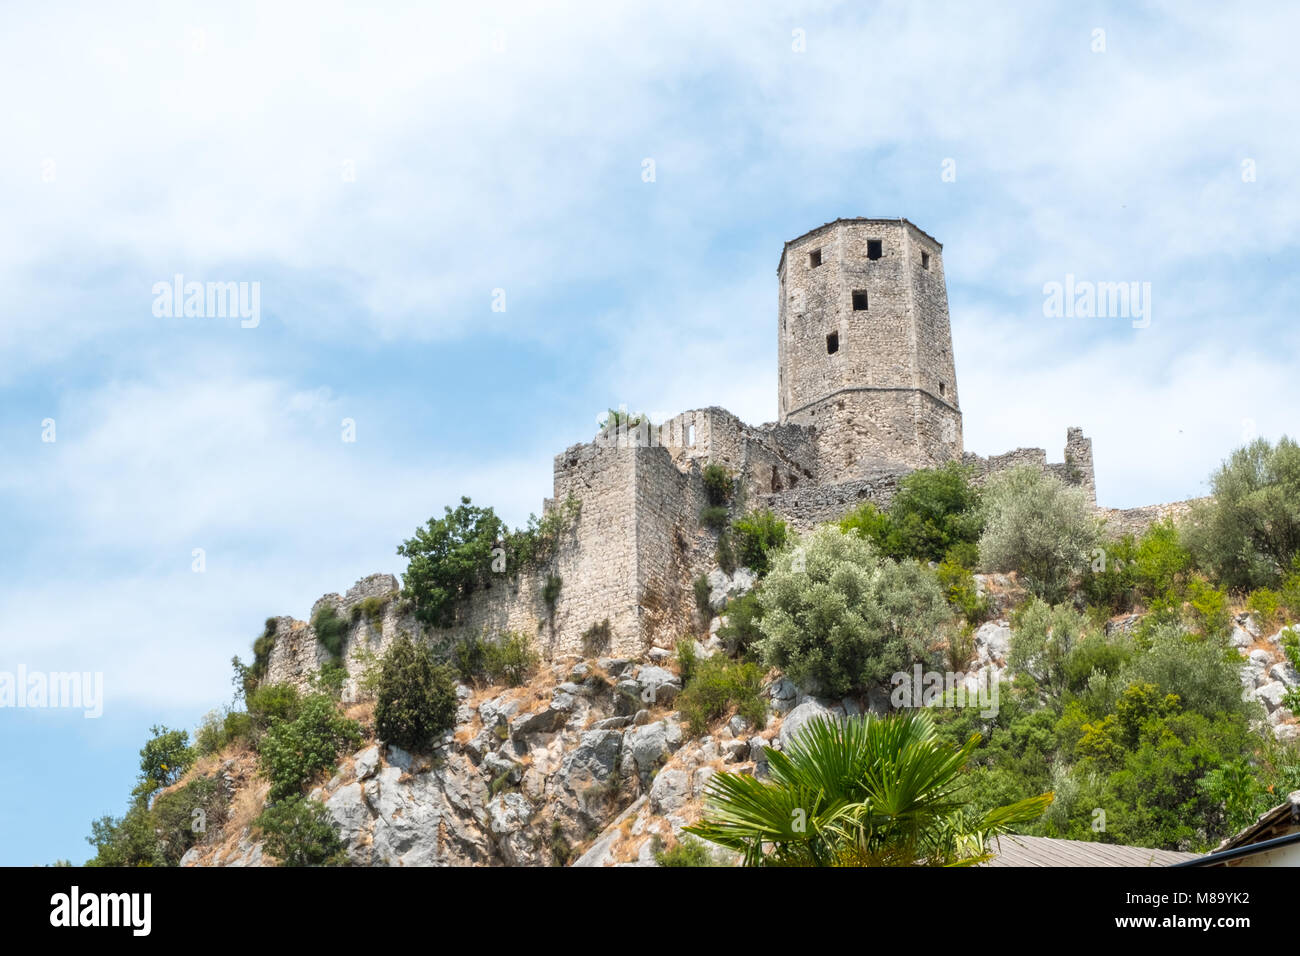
[1,1,1297,864]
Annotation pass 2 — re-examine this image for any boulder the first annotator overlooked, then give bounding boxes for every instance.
[974,621,1012,665]
[649,768,691,814]
[778,699,840,750]
[1270,662,1300,688]
[1256,681,1289,712]
[354,745,380,781]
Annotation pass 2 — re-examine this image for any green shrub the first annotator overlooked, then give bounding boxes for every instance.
[653,836,718,867]
[397,497,506,627]
[1116,624,1249,719]
[1007,599,1098,696]
[694,575,712,617]
[702,464,735,506]
[700,505,730,532]
[731,509,789,576]
[194,708,236,757]
[133,725,193,800]
[582,618,612,656]
[838,463,983,565]
[1183,436,1300,591]
[152,776,225,866]
[542,574,563,609]
[716,591,764,659]
[676,654,766,736]
[256,795,347,866]
[978,465,1099,603]
[1183,577,1232,639]
[936,559,989,624]
[84,801,164,868]
[1246,588,1282,631]
[504,496,581,571]
[232,617,280,699]
[676,638,699,686]
[716,532,737,574]
[1132,519,1193,601]
[374,633,459,752]
[839,502,892,550]
[312,605,350,665]
[259,694,363,801]
[456,631,540,687]
[1080,533,1138,613]
[350,594,390,626]
[756,526,951,696]
[246,682,302,740]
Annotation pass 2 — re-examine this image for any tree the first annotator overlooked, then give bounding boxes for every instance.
[397,497,505,627]
[255,795,347,866]
[756,526,951,697]
[1183,436,1300,591]
[133,725,193,800]
[258,694,363,801]
[978,465,1099,602]
[375,634,459,751]
[731,508,790,576]
[840,462,983,565]
[685,711,1052,866]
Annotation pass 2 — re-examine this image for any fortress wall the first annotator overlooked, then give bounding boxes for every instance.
[758,471,908,532]
[1098,498,1205,538]
[963,427,1097,504]
[632,444,713,649]
[658,407,819,504]
[546,442,645,657]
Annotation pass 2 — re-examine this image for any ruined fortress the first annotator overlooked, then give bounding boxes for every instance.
[265,218,1189,689]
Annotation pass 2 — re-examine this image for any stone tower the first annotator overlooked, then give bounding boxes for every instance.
[777,218,963,481]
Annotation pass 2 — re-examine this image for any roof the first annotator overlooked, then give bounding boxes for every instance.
[982,834,1200,868]
[1209,789,1300,852]
[776,217,943,272]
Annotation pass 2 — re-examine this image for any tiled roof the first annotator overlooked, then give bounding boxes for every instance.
[983,834,1200,868]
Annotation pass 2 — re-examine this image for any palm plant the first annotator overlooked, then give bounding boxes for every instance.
[685,710,1052,866]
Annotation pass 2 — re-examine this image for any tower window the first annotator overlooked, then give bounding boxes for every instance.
[867,239,883,260]
[826,332,839,354]
[939,382,946,396]
[851,290,868,311]
[809,248,822,268]
[921,251,930,270]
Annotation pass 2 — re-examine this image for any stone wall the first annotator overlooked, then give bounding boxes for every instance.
[758,470,909,532]
[964,426,1098,505]
[1097,498,1205,538]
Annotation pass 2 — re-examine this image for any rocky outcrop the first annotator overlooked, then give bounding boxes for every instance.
[191,654,781,867]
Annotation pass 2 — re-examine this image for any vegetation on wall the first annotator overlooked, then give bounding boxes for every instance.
[398,495,580,628]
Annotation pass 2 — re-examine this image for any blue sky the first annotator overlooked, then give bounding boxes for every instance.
[1,1,1297,865]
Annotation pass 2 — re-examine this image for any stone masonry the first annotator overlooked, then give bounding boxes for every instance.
[263,218,1195,689]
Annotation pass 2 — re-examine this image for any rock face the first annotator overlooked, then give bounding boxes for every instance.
[192,655,776,868]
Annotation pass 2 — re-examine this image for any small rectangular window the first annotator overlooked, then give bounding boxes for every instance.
[851,290,868,311]
[867,239,883,260]
[939,382,946,396]
[809,249,822,268]
[921,251,930,270]
[826,332,839,354]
